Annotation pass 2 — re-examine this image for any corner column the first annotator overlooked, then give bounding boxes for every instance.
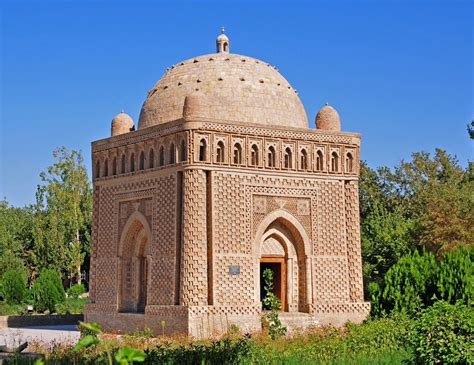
[180,169,208,306]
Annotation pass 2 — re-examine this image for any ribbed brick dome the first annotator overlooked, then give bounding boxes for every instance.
[138,52,309,129]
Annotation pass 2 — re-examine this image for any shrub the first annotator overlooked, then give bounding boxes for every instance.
[262,268,286,340]
[0,269,27,304]
[67,283,86,298]
[379,251,438,315]
[437,247,473,305]
[410,301,474,364]
[56,297,89,314]
[31,269,65,312]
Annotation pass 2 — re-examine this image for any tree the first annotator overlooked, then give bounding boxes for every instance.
[0,200,34,280]
[33,147,92,283]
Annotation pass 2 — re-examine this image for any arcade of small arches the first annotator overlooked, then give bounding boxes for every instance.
[94,133,356,180]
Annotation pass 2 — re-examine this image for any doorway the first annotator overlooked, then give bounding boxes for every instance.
[260,257,286,311]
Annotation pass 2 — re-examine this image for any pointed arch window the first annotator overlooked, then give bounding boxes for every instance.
[159,146,164,166]
[139,151,145,170]
[284,147,292,169]
[345,153,354,173]
[316,150,324,172]
[216,141,225,163]
[267,146,276,168]
[250,144,259,166]
[169,143,175,164]
[300,149,308,170]
[179,140,187,162]
[233,143,242,165]
[112,157,117,176]
[104,159,109,177]
[149,149,154,168]
[95,160,100,179]
[199,139,207,162]
[331,152,339,172]
[121,154,126,174]
[130,153,135,172]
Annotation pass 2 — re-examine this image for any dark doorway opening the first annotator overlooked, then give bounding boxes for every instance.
[260,258,286,311]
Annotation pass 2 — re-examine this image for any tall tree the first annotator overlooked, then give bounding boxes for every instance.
[33,147,92,283]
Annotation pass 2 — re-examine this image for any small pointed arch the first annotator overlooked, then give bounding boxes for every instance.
[250,144,259,166]
[104,158,109,177]
[112,157,117,175]
[216,140,225,163]
[148,148,154,168]
[159,146,165,166]
[300,149,308,170]
[233,143,242,164]
[345,152,354,173]
[130,153,135,172]
[199,138,207,162]
[95,160,101,179]
[267,146,276,168]
[139,151,145,170]
[331,151,339,172]
[316,150,324,172]
[121,154,126,173]
[169,143,176,164]
[284,147,292,169]
[179,139,187,162]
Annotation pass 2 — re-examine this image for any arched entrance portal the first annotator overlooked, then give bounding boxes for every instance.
[254,210,312,313]
[118,211,151,313]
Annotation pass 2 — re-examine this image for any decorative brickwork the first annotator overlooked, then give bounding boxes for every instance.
[180,170,208,306]
[86,33,370,337]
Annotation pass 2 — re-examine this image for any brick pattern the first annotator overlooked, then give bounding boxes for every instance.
[315,181,346,256]
[313,257,349,303]
[214,256,255,306]
[213,172,249,254]
[345,181,364,302]
[181,170,208,305]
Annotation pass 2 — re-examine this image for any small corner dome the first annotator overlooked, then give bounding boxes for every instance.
[111,111,134,136]
[315,104,341,131]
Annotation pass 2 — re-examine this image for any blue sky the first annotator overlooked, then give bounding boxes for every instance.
[1,1,472,207]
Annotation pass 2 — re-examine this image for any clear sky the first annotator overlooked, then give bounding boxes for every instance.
[1,0,472,207]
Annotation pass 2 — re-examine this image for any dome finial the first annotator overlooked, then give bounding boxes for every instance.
[216,27,230,53]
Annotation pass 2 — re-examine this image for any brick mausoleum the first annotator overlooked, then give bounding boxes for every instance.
[85,30,370,337]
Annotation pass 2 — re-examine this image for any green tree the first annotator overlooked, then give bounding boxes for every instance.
[33,147,92,283]
[0,200,35,280]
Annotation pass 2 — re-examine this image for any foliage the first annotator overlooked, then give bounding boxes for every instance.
[0,269,27,304]
[116,347,146,365]
[437,246,473,305]
[261,268,286,340]
[372,248,473,317]
[67,283,86,298]
[380,251,438,316]
[31,269,65,312]
[55,296,89,314]
[145,337,251,364]
[409,301,474,364]
[75,322,146,365]
[0,200,34,280]
[33,147,92,283]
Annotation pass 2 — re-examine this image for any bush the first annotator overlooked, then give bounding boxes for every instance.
[381,250,438,315]
[372,248,474,317]
[67,283,86,299]
[0,269,27,304]
[31,269,65,312]
[437,247,473,305]
[410,301,474,364]
[56,297,89,314]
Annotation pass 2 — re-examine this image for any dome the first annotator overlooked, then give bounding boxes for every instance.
[111,111,134,136]
[138,52,309,129]
[315,104,341,131]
